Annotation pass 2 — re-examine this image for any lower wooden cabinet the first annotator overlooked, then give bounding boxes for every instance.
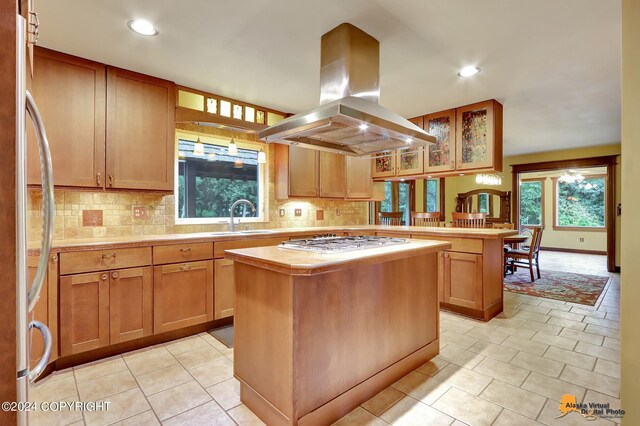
[60,271,110,356]
[109,267,153,344]
[440,251,483,310]
[154,260,214,333]
[214,259,235,320]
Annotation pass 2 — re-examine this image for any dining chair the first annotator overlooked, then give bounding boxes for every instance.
[452,212,486,228]
[504,226,544,282]
[378,212,403,226]
[411,211,441,227]
[493,223,515,229]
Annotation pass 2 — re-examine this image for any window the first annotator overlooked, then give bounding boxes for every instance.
[176,133,265,223]
[554,176,605,229]
[477,193,493,217]
[520,179,545,227]
[425,178,440,213]
[371,179,444,225]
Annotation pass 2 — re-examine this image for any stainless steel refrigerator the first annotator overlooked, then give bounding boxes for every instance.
[15,11,55,426]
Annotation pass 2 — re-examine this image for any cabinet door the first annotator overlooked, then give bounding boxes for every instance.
[397,147,424,176]
[319,151,345,198]
[109,267,153,344]
[345,156,372,199]
[442,252,483,309]
[106,67,175,191]
[288,145,319,197]
[214,259,235,320]
[409,116,424,129]
[424,109,456,173]
[372,152,396,178]
[27,48,106,188]
[60,272,110,356]
[154,260,213,334]
[456,100,501,171]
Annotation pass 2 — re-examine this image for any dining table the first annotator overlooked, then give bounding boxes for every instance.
[504,234,529,249]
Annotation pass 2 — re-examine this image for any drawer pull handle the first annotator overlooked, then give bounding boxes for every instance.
[112,272,119,279]
[181,265,192,271]
[101,274,108,281]
[444,253,449,258]
[102,252,117,260]
[179,247,191,253]
[96,172,102,186]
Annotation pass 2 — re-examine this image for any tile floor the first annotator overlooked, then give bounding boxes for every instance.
[30,251,621,425]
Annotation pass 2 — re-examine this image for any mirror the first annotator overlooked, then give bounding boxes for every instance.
[455,189,511,224]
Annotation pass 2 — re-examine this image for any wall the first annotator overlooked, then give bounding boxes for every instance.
[442,144,621,264]
[27,124,368,242]
[621,0,639,421]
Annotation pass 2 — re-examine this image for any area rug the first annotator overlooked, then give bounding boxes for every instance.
[208,325,234,348]
[504,269,609,306]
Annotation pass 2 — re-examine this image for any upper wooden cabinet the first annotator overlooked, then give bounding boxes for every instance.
[319,151,345,198]
[397,148,424,176]
[456,100,502,171]
[424,109,456,173]
[106,67,175,191]
[27,48,106,188]
[345,156,372,199]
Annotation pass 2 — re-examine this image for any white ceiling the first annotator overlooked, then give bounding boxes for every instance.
[35,0,621,156]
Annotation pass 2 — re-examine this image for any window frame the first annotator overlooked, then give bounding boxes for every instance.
[519,177,546,228]
[423,178,446,221]
[174,130,269,225]
[552,174,606,232]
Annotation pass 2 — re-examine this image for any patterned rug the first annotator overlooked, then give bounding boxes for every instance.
[504,269,609,306]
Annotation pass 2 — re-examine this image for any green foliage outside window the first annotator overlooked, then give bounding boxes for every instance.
[426,179,438,212]
[557,178,605,227]
[520,181,543,226]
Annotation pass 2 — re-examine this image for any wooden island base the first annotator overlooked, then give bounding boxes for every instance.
[227,240,448,426]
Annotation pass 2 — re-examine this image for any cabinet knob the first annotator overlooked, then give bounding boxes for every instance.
[111,272,119,279]
[101,273,108,281]
[51,255,58,262]
[444,252,449,258]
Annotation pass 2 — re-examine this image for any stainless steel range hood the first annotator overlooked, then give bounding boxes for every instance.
[258,23,435,156]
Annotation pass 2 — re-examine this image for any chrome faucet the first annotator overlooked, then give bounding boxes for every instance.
[229,199,256,232]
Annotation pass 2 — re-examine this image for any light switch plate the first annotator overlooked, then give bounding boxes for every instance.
[279,209,285,217]
[133,206,146,219]
[295,208,302,217]
[336,209,341,216]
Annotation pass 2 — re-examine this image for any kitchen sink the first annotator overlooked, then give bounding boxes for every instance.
[239,229,276,234]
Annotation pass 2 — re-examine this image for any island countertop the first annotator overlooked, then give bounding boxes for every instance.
[225,239,452,275]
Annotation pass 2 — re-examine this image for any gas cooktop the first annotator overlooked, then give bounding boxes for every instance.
[280,235,408,254]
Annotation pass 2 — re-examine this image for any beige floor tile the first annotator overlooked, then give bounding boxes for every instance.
[333,406,388,426]
[227,404,266,425]
[42,368,75,383]
[110,410,159,425]
[464,326,509,344]
[603,337,620,350]
[559,329,605,345]
[570,306,606,318]
[510,352,564,378]
[605,311,620,321]
[501,335,548,356]
[539,300,571,311]
[432,364,492,396]
[440,330,478,349]
[531,332,577,350]
[439,318,476,335]
[560,365,620,398]
[520,320,563,336]
[189,357,234,388]
[537,398,615,426]
[516,304,551,315]
[585,324,620,339]
[84,387,150,426]
[146,381,211,421]
[574,341,620,363]
[594,359,621,379]
[30,375,78,402]
[173,344,225,370]
[543,346,597,370]
[163,400,235,426]
[522,371,586,401]
[380,395,454,426]
[583,390,623,424]
[583,316,620,330]
[30,395,83,426]
[77,369,137,401]
[391,371,451,404]
[432,387,502,426]
[468,340,518,362]
[547,317,587,331]
[490,317,527,328]
[200,333,235,358]
[123,346,178,376]
[492,408,543,425]
[480,380,546,419]
[360,387,405,417]
[473,357,530,386]
[74,357,128,383]
[415,357,449,376]
[438,344,484,369]
[136,363,192,396]
[493,325,537,339]
[514,310,551,323]
[164,336,209,356]
[206,378,241,411]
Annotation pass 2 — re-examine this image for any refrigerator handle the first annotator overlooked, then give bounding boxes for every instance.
[27,321,52,382]
[25,90,54,313]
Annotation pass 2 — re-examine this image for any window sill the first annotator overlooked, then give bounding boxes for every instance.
[551,226,606,232]
[175,217,267,226]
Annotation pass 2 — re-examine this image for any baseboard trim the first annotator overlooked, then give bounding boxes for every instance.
[540,247,607,255]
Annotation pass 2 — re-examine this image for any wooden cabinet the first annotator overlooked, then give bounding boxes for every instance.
[345,156,372,198]
[27,253,59,365]
[319,152,345,198]
[397,147,424,176]
[153,260,213,333]
[287,145,318,197]
[456,100,503,171]
[424,109,456,173]
[441,251,483,310]
[27,48,105,188]
[109,267,153,344]
[60,271,110,356]
[106,67,175,191]
[59,247,152,275]
[214,259,235,320]
[372,152,396,178]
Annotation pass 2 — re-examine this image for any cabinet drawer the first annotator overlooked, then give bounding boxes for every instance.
[214,237,288,258]
[60,247,152,275]
[153,242,213,265]
[411,235,483,254]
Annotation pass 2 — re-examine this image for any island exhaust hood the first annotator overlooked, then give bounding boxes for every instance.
[258,23,436,156]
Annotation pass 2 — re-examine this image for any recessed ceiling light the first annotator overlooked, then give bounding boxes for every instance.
[359,123,368,131]
[457,66,480,77]
[405,137,413,144]
[127,19,158,36]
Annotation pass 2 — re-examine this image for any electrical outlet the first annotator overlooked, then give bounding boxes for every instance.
[279,209,285,217]
[295,208,302,217]
[133,206,146,219]
[336,209,341,216]
[579,237,585,243]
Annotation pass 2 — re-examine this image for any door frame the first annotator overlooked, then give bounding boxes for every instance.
[511,155,618,272]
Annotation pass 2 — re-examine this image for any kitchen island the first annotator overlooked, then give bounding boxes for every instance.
[225,238,451,426]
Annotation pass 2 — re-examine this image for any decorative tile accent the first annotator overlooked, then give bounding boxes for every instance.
[82,209,103,226]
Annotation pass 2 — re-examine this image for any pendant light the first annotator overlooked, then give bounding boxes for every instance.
[257,147,266,164]
[193,127,205,156]
[228,133,238,156]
